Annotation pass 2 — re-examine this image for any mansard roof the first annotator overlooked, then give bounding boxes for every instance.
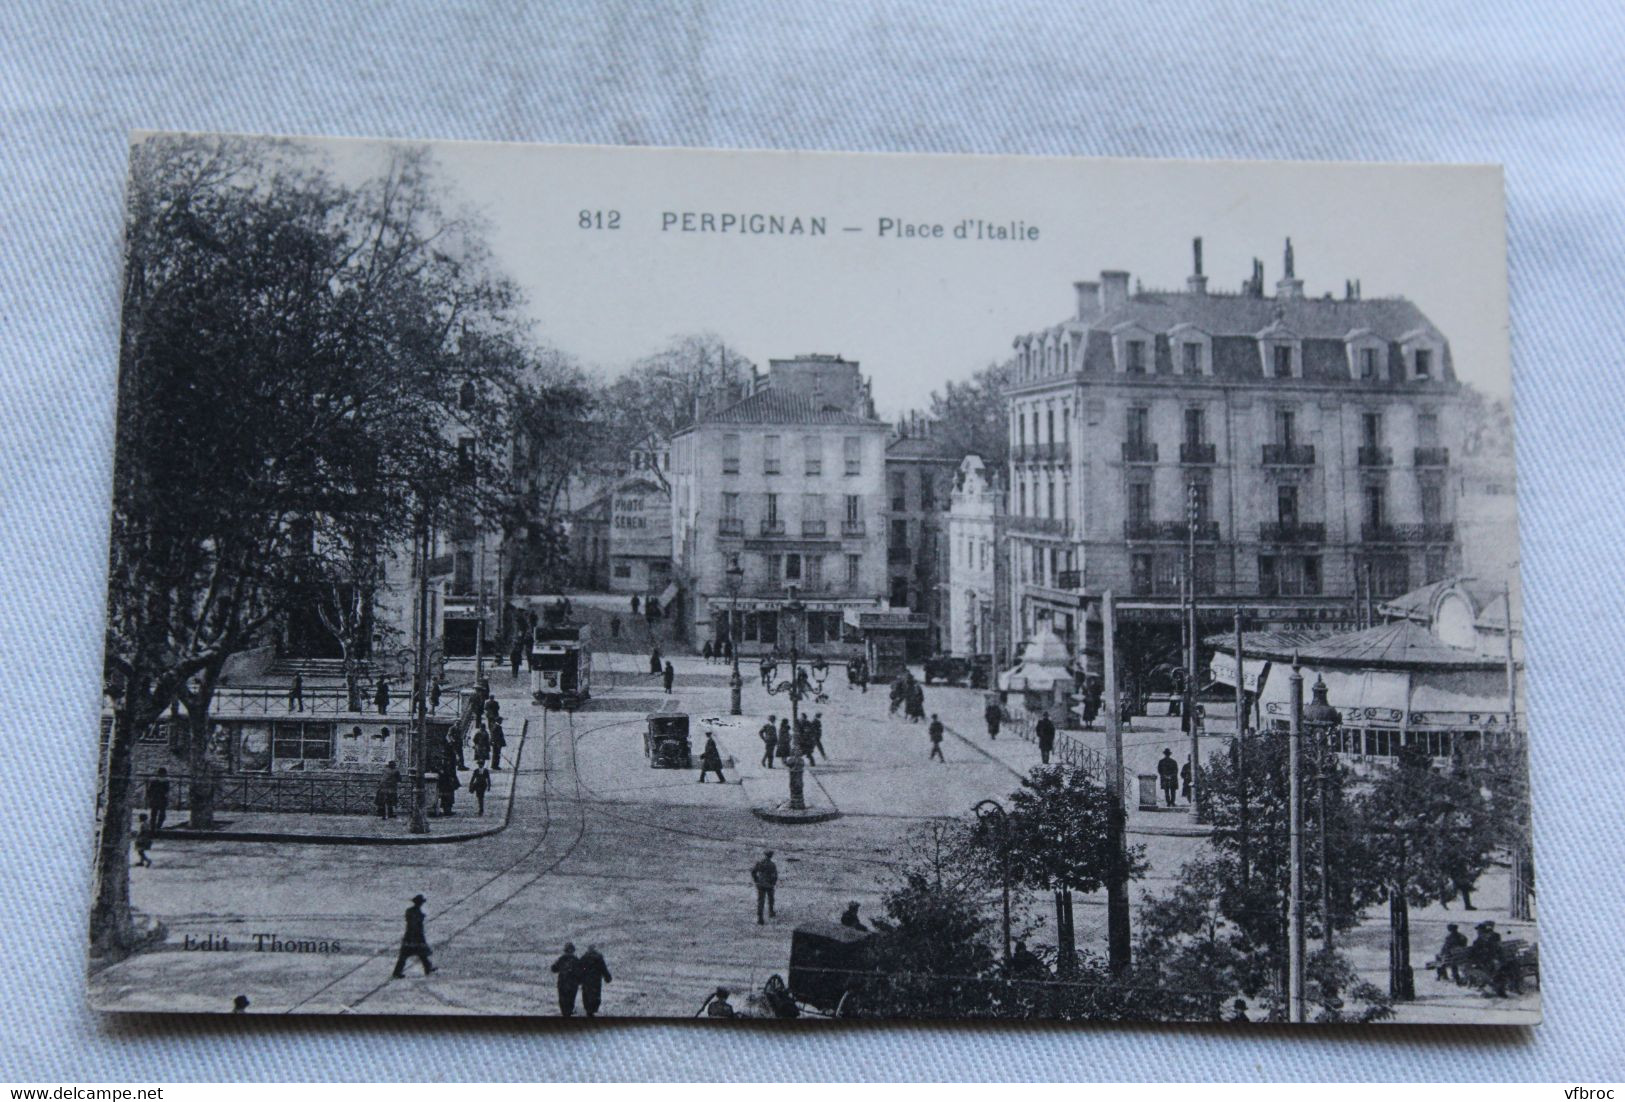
[700,387,885,427]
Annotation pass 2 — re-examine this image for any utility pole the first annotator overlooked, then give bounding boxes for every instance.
[1287,656,1306,1022]
[1186,484,1201,816]
[1102,590,1131,976]
[408,515,431,834]
[1235,605,1250,890]
[475,544,486,682]
[1505,577,1531,921]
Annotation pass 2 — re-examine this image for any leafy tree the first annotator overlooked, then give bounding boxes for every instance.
[991,766,1148,974]
[928,359,1011,469]
[1354,744,1498,1000]
[96,134,540,958]
[593,333,753,467]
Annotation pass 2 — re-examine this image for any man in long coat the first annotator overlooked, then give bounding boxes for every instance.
[751,850,778,924]
[577,945,612,1018]
[984,700,1002,740]
[145,768,171,831]
[392,894,436,977]
[551,943,581,1016]
[759,716,778,768]
[490,720,506,771]
[1157,748,1179,807]
[698,732,726,783]
[1035,710,1056,765]
[374,677,391,716]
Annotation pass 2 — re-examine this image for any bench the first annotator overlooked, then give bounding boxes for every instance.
[1426,939,1539,993]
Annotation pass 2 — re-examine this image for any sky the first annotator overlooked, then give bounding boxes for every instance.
[318,138,1511,413]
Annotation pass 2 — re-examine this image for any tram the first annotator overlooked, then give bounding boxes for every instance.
[530,621,592,710]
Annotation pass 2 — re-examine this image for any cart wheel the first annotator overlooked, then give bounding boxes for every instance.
[834,989,857,1018]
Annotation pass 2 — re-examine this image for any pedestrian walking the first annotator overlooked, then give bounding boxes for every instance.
[429,676,442,710]
[1035,710,1056,764]
[751,850,778,924]
[377,761,400,819]
[145,768,170,831]
[760,653,775,689]
[473,724,490,768]
[1181,757,1193,803]
[698,732,726,783]
[452,724,468,770]
[610,614,621,639]
[703,639,714,663]
[759,716,778,768]
[391,894,436,978]
[662,660,675,694]
[1157,748,1179,807]
[776,718,793,762]
[484,696,501,728]
[723,638,734,664]
[469,765,491,816]
[132,813,154,867]
[984,699,1002,740]
[375,676,392,716]
[1436,923,1468,983]
[649,646,663,676]
[578,945,612,1017]
[287,671,304,712]
[490,719,506,771]
[812,712,827,760]
[630,594,640,616]
[510,639,524,680]
[928,714,946,762]
[551,943,581,1016]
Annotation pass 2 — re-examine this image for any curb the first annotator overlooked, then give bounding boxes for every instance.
[152,718,529,846]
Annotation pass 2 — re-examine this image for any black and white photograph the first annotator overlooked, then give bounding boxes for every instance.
[89,133,1534,1025]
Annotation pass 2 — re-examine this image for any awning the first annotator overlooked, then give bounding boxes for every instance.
[657,582,679,607]
[1257,665,1410,728]
[1208,649,1269,693]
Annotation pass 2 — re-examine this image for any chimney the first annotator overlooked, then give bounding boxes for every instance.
[1073,280,1099,320]
[1099,270,1131,313]
[1246,258,1265,298]
[1275,236,1304,299]
[1187,236,1208,294]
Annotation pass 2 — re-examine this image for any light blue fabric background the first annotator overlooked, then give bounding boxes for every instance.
[2,0,1621,1082]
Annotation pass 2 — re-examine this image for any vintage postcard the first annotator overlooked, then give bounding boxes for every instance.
[91,135,1534,1024]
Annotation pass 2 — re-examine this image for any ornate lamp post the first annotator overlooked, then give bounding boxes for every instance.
[770,585,808,811]
[725,560,745,715]
[974,798,1012,970]
[1303,676,1343,958]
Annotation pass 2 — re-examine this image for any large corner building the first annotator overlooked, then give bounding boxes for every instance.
[1005,238,1466,667]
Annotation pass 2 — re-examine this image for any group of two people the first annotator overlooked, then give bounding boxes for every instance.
[889,671,926,721]
[649,647,676,693]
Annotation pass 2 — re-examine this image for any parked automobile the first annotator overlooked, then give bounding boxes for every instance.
[922,653,991,687]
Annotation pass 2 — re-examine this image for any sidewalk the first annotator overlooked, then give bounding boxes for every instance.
[149,720,528,846]
[928,684,1212,837]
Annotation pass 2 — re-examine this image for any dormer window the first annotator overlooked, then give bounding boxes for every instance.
[1272,346,1293,378]
[1414,348,1432,379]
[1126,340,1147,374]
[1183,343,1201,374]
[1256,323,1301,379]
[1168,324,1212,377]
[1360,348,1378,379]
[1399,330,1442,382]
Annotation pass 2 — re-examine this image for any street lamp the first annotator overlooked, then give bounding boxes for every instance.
[766,584,809,811]
[974,798,1012,970]
[1303,676,1342,960]
[725,560,745,715]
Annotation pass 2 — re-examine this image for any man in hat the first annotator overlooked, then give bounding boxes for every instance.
[698,731,726,783]
[377,760,400,819]
[468,764,491,816]
[1469,920,1508,995]
[392,894,436,978]
[551,942,581,1016]
[752,850,778,924]
[812,712,827,760]
[1157,748,1179,807]
[759,716,778,768]
[840,901,868,931]
[663,660,676,694]
[984,698,1002,740]
[703,986,736,1018]
[1035,709,1056,764]
[928,713,946,762]
[490,719,506,771]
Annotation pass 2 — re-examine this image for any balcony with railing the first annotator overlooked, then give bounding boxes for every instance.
[1124,519,1220,542]
[1258,521,1327,543]
[1179,441,1216,465]
[841,519,867,538]
[1358,445,1393,467]
[1413,446,1450,467]
[718,517,744,538]
[1121,441,1159,464]
[1362,522,1455,544]
[800,520,828,538]
[759,519,786,537]
[1017,441,1070,464]
[1056,569,1082,590]
[1261,443,1316,466]
[1007,515,1070,537]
